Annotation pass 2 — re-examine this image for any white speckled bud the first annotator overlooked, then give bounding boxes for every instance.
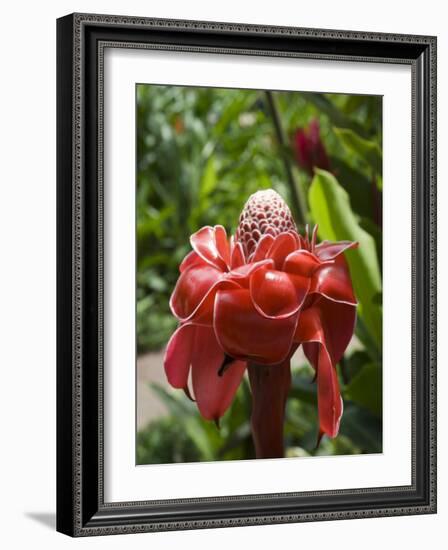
[235,190,297,257]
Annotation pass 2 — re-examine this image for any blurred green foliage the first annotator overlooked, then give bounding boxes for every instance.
[137,361,381,464]
[136,84,382,463]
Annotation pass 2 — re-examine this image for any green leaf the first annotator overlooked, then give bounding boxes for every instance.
[199,154,217,200]
[304,93,369,138]
[339,405,382,453]
[329,156,374,220]
[344,350,371,382]
[341,95,366,115]
[217,422,251,457]
[289,376,317,406]
[212,92,255,135]
[354,316,381,363]
[150,384,215,460]
[137,417,200,464]
[150,383,195,416]
[333,127,382,174]
[345,363,382,417]
[309,169,382,346]
[359,217,382,270]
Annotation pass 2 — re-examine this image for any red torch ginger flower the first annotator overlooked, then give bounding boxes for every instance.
[164,189,358,445]
[294,119,331,176]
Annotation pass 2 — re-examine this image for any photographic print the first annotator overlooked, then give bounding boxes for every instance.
[136,84,383,465]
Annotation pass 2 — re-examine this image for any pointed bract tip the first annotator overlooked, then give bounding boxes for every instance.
[183,385,195,402]
[315,430,325,451]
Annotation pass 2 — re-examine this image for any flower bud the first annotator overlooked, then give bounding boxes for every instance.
[235,189,297,257]
[294,119,330,176]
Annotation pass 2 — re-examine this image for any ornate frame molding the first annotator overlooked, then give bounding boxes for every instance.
[56,13,437,537]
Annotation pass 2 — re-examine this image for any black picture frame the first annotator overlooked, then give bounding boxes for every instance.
[57,13,437,537]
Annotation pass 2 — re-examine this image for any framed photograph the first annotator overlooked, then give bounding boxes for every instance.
[56,13,437,536]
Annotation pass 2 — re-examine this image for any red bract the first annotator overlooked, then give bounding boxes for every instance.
[164,190,358,441]
[294,119,331,176]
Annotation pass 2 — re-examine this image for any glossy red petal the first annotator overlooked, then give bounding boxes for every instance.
[294,305,345,438]
[267,232,298,270]
[190,226,228,271]
[214,288,298,365]
[230,241,245,269]
[251,234,275,262]
[214,225,231,268]
[283,249,326,277]
[310,254,357,305]
[316,298,356,364]
[249,268,310,319]
[315,240,358,261]
[288,231,302,250]
[170,263,223,322]
[179,250,205,273]
[187,279,241,326]
[296,297,356,364]
[307,340,342,438]
[191,325,246,421]
[163,323,194,389]
[229,259,274,286]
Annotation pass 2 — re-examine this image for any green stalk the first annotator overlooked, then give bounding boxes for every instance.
[265,90,306,226]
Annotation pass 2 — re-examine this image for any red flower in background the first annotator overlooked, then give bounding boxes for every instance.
[164,190,357,447]
[294,119,331,176]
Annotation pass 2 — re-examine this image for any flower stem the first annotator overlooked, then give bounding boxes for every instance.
[248,361,291,459]
[264,90,306,226]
